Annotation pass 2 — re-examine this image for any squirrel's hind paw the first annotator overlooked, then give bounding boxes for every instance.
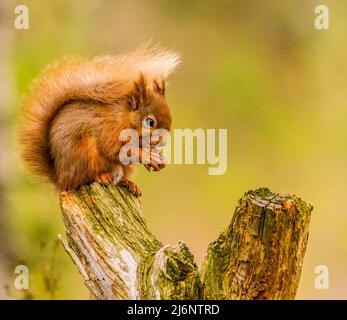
[95,172,115,185]
[118,179,142,197]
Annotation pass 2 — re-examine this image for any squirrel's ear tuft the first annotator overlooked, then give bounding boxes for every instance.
[153,79,165,96]
[128,73,147,111]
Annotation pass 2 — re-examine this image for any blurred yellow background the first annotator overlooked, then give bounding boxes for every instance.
[0,0,346,299]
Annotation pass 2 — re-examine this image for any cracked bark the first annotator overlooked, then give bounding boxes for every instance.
[59,184,312,300]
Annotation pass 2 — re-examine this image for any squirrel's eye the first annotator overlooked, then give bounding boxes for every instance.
[144,115,157,128]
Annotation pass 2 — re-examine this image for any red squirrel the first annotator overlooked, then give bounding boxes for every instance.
[19,46,180,196]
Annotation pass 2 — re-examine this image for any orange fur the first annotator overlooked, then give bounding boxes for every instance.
[19,45,180,191]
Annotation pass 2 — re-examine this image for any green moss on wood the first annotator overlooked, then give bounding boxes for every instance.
[200,188,313,300]
[59,184,312,300]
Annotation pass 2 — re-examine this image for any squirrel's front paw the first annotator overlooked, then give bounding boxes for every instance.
[95,172,115,185]
[142,147,166,172]
[118,179,142,197]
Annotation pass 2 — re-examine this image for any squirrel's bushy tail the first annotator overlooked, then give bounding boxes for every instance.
[19,45,181,184]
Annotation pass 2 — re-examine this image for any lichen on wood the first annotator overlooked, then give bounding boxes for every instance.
[200,188,313,300]
[59,183,198,300]
[59,184,312,300]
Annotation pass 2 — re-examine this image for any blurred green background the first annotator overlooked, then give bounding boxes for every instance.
[0,0,346,299]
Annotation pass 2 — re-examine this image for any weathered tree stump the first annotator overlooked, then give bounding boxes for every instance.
[59,184,312,300]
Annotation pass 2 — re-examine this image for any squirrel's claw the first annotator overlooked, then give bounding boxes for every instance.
[95,172,115,185]
[149,159,161,171]
[141,147,165,172]
[118,179,142,197]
